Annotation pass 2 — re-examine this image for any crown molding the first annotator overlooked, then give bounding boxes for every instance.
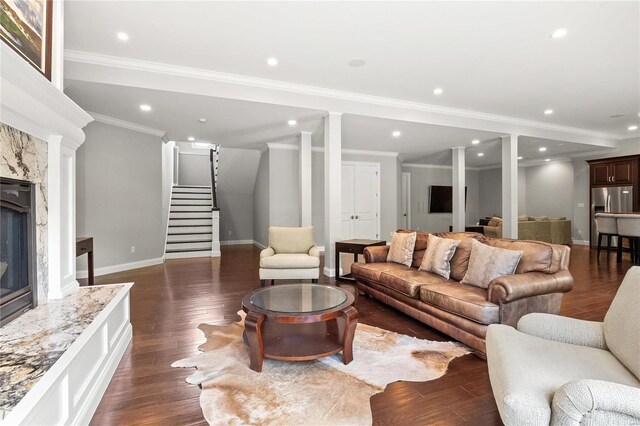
[65,50,625,143]
[88,112,166,137]
[266,143,399,157]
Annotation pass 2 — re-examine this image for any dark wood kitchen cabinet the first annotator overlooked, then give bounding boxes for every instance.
[589,156,637,186]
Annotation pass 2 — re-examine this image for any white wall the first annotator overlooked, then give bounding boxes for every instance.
[76,122,165,270]
[403,165,480,232]
[269,149,301,227]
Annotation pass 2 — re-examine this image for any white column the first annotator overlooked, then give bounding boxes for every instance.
[211,209,221,257]
[323,112,342,277]
[501,134,519,239]
[47,136,80,298]
[299,131,312,227]
[451,146,466,232]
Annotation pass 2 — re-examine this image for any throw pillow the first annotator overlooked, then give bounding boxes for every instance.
[461,239,523,288]
[387,231,417,267]
[419,234,460,279]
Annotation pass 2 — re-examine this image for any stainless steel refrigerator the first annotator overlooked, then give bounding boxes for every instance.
[591,186,634,245]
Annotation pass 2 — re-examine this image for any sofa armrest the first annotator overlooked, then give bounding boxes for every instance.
[308,246,320,258]
[260,246,275,258]
[517,313,607,349]
[487,270,573,303]
[483,226,502,238]
[551,380,640,426]
[364,246,390,263]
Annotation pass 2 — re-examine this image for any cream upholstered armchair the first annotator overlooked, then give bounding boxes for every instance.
[487,266,640,426]
[259,226,320,287]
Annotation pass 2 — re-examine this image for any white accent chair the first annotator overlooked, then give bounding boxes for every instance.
[259,226,320,287]
[487,266,640,426]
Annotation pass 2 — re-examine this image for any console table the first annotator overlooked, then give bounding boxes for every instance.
[335,239,386,282]
[76,237,94,286]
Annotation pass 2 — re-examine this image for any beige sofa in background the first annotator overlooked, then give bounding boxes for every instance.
[483,216,572,245]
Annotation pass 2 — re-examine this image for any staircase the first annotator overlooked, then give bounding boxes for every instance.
[165,185,214,259]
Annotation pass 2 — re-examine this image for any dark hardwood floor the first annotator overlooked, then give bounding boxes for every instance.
[87,244,635,425]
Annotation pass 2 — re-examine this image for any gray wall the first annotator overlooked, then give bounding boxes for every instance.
[252,147,401,247]
[253,150,270,247]
[76,122,165,270]
[178,153,209,186]
[217,147,259,242]
[176,143,258,242]
[269,149,301,227]
[525,161,574,220]
[403,166,480,233]
[478,167,527,219]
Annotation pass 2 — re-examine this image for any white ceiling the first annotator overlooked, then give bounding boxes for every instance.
[64,80,612,166]
[64,80,325,149]
[65,1,639,134]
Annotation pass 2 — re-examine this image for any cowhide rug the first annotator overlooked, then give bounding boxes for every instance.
[172,312,469,426]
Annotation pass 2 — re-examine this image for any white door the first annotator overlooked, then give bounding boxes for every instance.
[341,162,380,240]
[401,172,411,229]
[341,164,356,239]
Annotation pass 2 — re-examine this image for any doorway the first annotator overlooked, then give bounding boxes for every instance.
[341,161,381,240]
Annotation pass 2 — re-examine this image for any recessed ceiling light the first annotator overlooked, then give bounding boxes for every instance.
[545,158,551,162]
[139,104,151,112]
[198,118,207,123]
[544,109,554,115]
[629,125,638,131]
[392,130,401,138]
[471,139,480,145]
[539,147,547,152]
[117,32,129,41]
[477,153,484,157]
[433,87,443,95]
[267,57,278,66]
[517,156,523,160]
[187,136,195,142]
[287,119,297,126]
[347,58,367,68]
[551,28,568,39]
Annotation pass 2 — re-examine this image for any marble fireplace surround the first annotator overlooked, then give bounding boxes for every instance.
[1,42,93,301]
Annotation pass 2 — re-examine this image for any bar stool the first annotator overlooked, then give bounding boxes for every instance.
[616,214,640,265]
[594,213,618,262]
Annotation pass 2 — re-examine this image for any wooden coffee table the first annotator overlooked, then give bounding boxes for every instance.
[241,284,357,372]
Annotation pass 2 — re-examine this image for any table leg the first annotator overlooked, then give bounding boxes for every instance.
[341,306,358,365]
[335,247,340,280]
[245,311,265,372]
[88,250,95,286]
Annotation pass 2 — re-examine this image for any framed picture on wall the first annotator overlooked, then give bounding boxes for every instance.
[0,0,53,80]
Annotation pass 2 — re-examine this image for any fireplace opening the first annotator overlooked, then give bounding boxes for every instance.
[0,177,37,326]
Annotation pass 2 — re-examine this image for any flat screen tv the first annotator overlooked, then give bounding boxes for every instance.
[429,185,467,213]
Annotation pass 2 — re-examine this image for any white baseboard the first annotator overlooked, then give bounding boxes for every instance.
[76,257,164,279]
[253,240,267,250]
[317,246,325,252]
[220,239,254,245]
[323,266,336,277]
[572,239,591,246]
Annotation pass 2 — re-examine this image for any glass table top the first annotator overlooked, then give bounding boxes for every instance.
[249,284,348,314]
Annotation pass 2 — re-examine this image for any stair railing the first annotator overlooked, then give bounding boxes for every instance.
[210,145,219,211]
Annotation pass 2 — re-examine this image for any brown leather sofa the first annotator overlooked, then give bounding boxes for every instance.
[351,231,573,357]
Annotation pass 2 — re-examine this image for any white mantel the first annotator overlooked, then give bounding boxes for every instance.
[1,42,93,299]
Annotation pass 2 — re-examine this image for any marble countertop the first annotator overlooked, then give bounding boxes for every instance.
[0,285,124,418]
